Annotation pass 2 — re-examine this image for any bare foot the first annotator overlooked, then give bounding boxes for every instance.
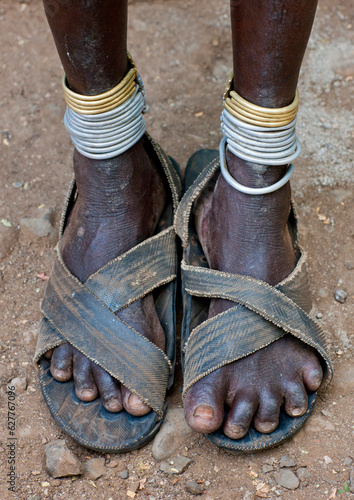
[184,152,323,438]
[44,136,167,416]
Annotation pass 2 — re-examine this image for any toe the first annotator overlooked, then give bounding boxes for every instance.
[184,371,227,434]
[73,349,98,402]
[92,364,123,413]
[121,386,150,416]
[50,343,73,381]
[303,363,323,392]
[254,390,281,434]
[44,349,53,359]
[223,391,258,439]
[284,379,308,417]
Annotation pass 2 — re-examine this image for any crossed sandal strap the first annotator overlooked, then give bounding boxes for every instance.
[175,152,219,247]
[85,227,176,311]
[182,256,333,398]
[35,227,176,416]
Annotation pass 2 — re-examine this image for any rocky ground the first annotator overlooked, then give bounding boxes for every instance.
[0,0,353,498]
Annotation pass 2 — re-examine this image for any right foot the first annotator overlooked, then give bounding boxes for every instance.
[44,136,167,416]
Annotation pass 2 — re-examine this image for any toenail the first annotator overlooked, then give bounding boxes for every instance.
[193,404,214,420]
[81,389,93,398]
[128,394,143,408]
[258,422,276,433]
[291,407,304,416]
[106,397,121,409]
[53,369,71,380]
[226,424,245,436]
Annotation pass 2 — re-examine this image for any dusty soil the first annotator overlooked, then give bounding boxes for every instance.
[0,0,353,498]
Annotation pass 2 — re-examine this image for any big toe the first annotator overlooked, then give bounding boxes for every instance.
[184,375,226,434]
[50,343,73,381]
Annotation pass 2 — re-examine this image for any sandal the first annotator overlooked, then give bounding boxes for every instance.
[35,133,181,452]
[175,148,333,452]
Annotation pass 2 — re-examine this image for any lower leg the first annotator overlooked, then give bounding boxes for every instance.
[43,0,166,415]
[185,0,323,436]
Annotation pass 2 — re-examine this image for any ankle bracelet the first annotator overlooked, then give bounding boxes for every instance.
[219,137,293,195]
[220,74,300,193]
[63,54,146,160]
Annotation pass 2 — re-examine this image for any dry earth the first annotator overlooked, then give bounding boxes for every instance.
[0,0,353,499]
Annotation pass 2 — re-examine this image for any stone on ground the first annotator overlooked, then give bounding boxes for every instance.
[20,208,54,238]
[275,469,300,490]
[159,455,194,474]
[45,440,82,478]
[185,479,203,495]
[10,376,27,394]
[84,457,106,480]
[119,469,129,479]
[152,407,194,461]
[279,455,296,468]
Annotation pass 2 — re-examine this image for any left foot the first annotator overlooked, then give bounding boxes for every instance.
[184,152,323,438]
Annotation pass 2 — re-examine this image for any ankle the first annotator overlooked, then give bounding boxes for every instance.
[72,140,163,213]
[226,151,289,190]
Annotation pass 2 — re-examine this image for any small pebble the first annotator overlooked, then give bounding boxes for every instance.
[127,480,140,498]
[45,439,82,478]
[262,464,273,473]
[316,312,323,319]
[84,457,106,480]
[10,376,27,394]
[280,455,297,468]
[264,457,275,466]
[185,480,203,495]
[106,460,118,468]
[275,469,300,490]
[334,289,347,303]
[323,455,332,464]
[296,467,311,485]
[159,455,194,475]
[344,457,353,467]
[119,469,129,479]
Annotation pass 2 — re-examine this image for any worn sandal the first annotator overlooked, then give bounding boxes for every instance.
[35,134,181,452]
[175,148,333,452]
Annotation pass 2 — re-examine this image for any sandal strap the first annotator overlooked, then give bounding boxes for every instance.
[147,133,181,214]
[174,153,219,247]
[37,255,171,415]
[182,257,333,396]
[85,227,176,312]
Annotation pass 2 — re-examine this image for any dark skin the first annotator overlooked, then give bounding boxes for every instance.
[44,0,323,434]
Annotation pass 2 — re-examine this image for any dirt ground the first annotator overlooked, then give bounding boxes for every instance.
[0,0,353,498]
